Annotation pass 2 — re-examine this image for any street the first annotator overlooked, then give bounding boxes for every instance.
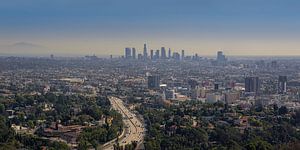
[102,97,145,150]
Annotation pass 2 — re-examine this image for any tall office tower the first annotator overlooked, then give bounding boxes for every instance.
[155,50,160,59]
[181,50,185,60]
[148,75,161,89]
[132,48,136,59]
[168,48,171,58]
[217,51,223,59]
[245,77,260,94]
[194,53,199,61]
[143,43,148,59]
[214,83,219,90]
[278,76,287,94]
[173,52,180,61]
[217,51,226,63]
[125,47,132,59]
[161,47,166,59]
[150,50,154,60]
[165,89,175,100]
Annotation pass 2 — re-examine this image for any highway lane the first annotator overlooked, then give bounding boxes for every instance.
[102,97,145,150]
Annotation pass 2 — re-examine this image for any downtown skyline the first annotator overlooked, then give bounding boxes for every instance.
[1,1,300,149]
[1,0,300,56]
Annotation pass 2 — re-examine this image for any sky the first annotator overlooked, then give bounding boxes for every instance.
[0,0,300,56]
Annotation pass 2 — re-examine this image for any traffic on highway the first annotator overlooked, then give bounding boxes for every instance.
[102,97,145,150]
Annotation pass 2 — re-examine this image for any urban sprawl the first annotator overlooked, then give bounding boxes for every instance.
[0,44,300,150]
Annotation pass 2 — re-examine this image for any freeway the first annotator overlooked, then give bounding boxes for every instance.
[102,97,145,150]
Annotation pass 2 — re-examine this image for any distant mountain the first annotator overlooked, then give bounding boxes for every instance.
[11,42,44,48]
[0,42,50,56]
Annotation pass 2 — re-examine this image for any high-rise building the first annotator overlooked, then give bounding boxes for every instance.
[165,89,175,100]
[245,77,260,94]
[173,52,180,61]
[125,47,131,59]
[217,51,223,59]
[132,48,136,59]
[217,51,226,63]
[181,50,185,60]
[161,47,166,59]
[148,75,160,89]
[155,50,160,59]
[168,48,171,58]
[214,83,219,90]
[143,43,148,59]
[193,53,199,61]
[278,76,287,94]
[150,50,154,60]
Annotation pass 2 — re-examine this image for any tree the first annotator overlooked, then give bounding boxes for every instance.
[0,104,5,114]
[273,104,279,112]
[145,139,160,150]
[0,116,15,143]
[280,141,300,150]
[27,120,35,129]
[245,139,272,150]
[49,141,70,150]
[293,110,300,125]
[78,140,89,150]
[279,106,288,115]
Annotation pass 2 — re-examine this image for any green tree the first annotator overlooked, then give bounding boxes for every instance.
[245,139,272,150]
[78,140,89,150]
[27,120,34,128]
[0,104,5,114]
[0,116,15,143]
[279,106,288,115]
[49,141,70,150]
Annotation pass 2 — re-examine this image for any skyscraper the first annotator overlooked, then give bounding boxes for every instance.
[245,77,260,94]
[168,48,171,59]
[155,50,160,60]
[217,51,226,63]
[181,50,185,60]
[132,48,136,59]
[125,47,131,59]
[148,75,160,89]
[150,50,154,60]
[143,43,148,59]
[161,47,166,59]
[214,83,219,90]
[165,89,175,100]
[278,76,287,94]
[173,52,180,61]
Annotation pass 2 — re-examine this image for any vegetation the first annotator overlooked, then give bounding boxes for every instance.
[77,110,123,150]
[0,115,70,149]
[0,93,123,149]
[138,101,300,150]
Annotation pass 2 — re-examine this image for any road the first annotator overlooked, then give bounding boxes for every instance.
[102,96,145,150]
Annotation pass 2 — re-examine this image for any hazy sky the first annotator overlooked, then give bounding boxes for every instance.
[1,0,300,56]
